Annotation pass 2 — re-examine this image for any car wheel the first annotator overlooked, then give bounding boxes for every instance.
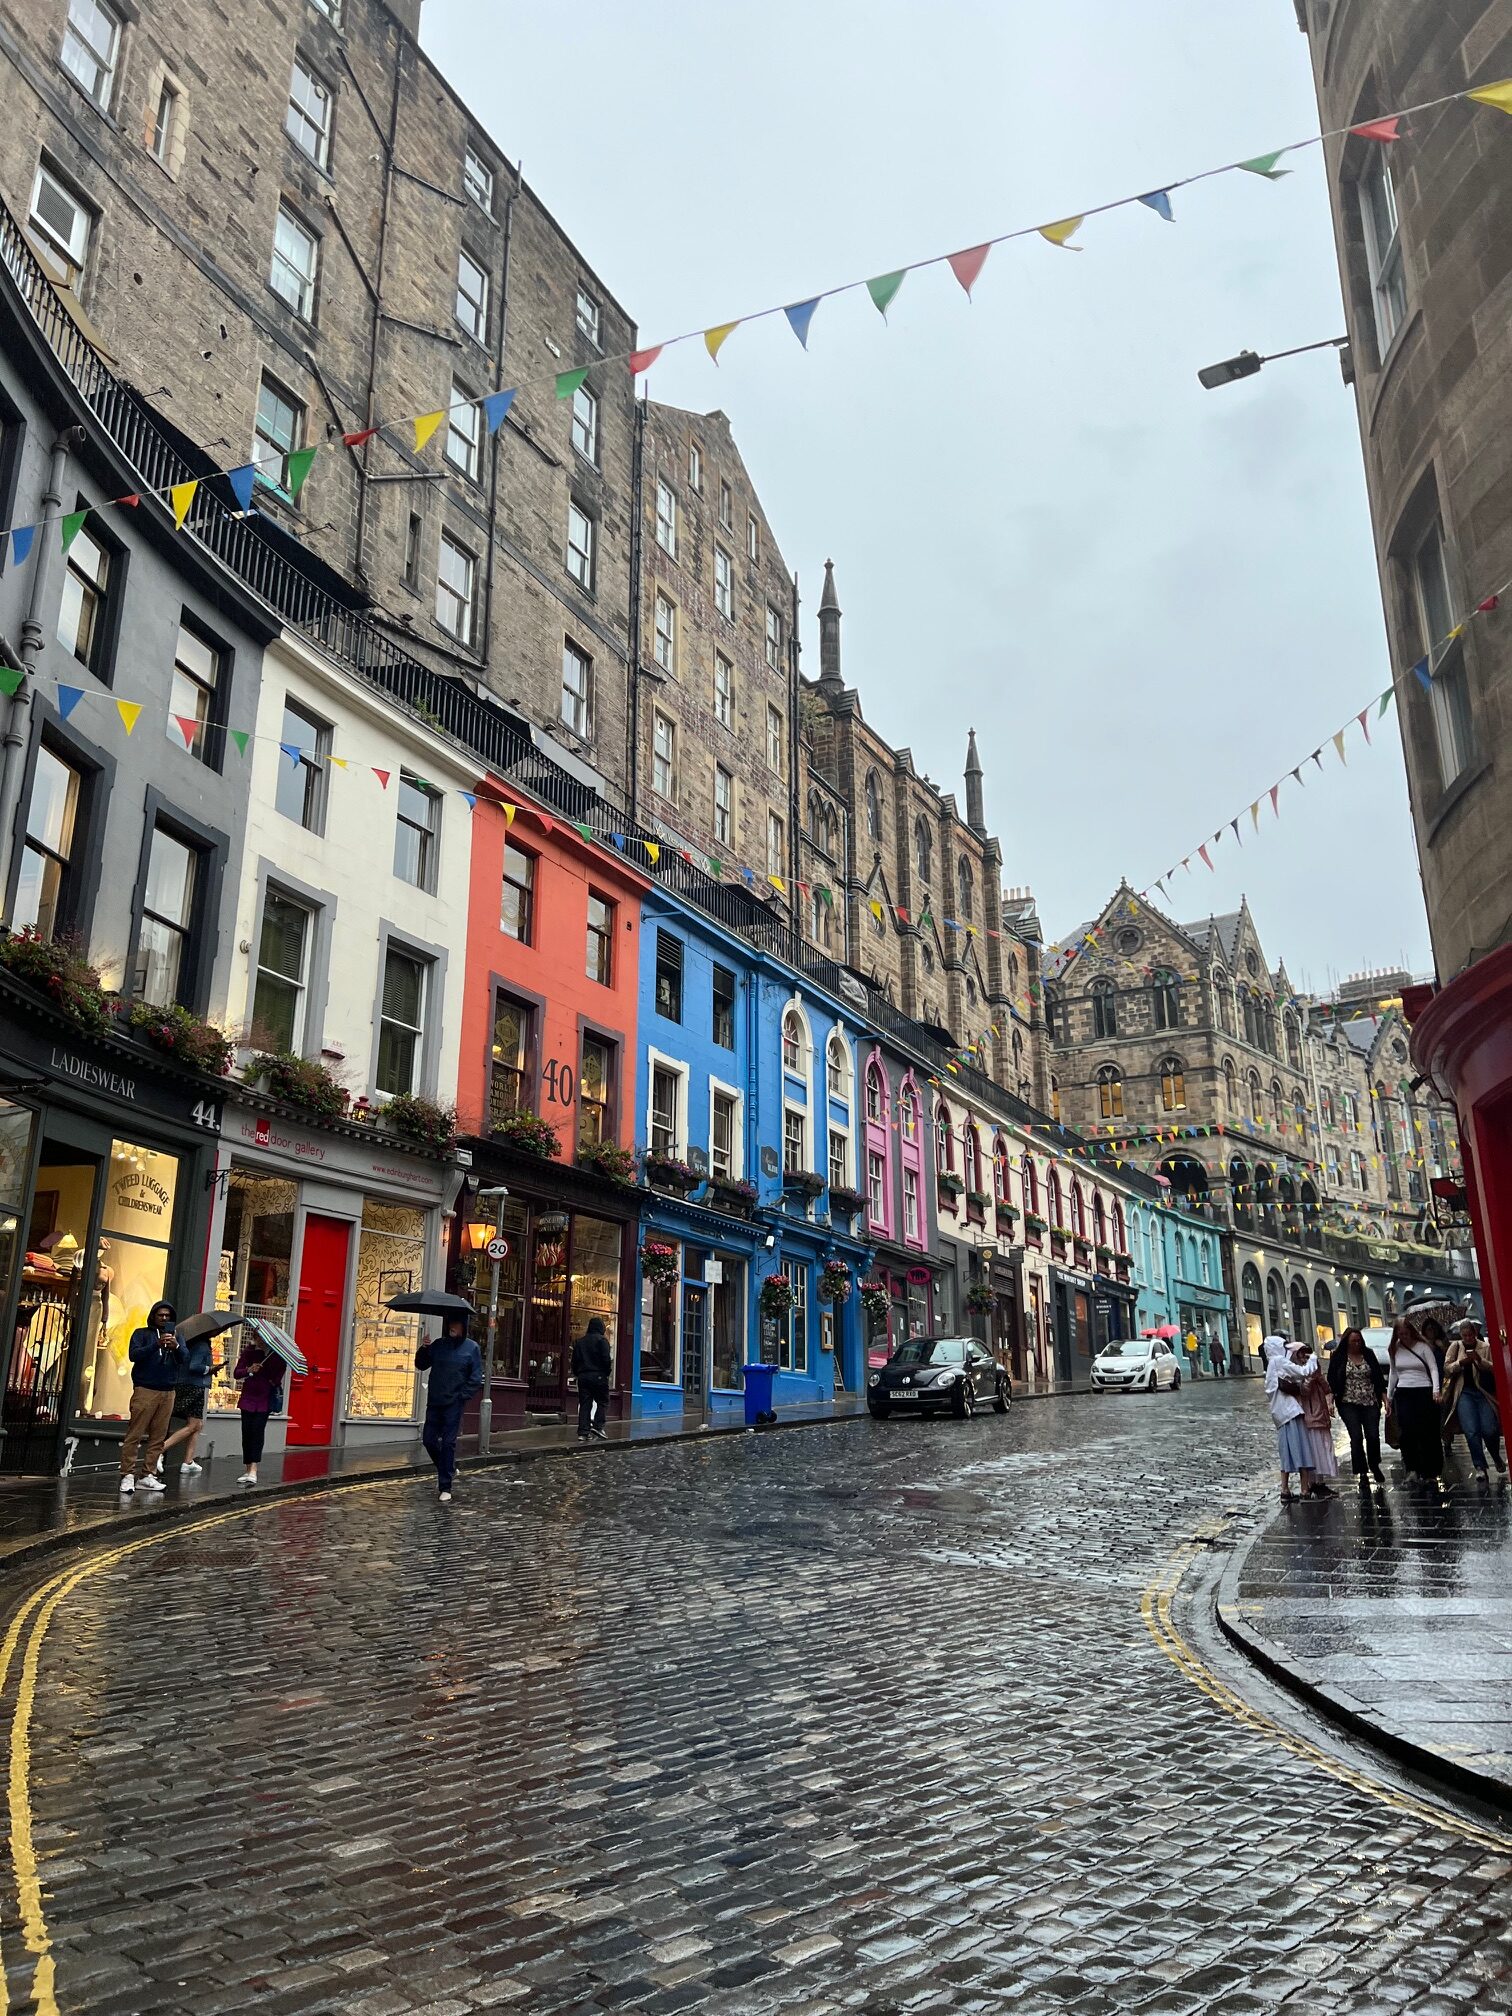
[1173,1369,1182,1390]
[868,1403,890,1419]
[952,1380,974,1420]
[993,1378,1011,1415]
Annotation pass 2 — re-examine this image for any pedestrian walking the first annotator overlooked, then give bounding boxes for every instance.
[158,1330,215,1477]
[1264,1335,1317,1505]
[1418,1313,1452,1383]
[415,1314,482,1503]
[119,1302,182,1496]
[1443,1323,1504,1483]
[1387,1317,1443,1484]
[572,1315,612,1441]
[1289,1339,1339,1497]
[1327,1327,1386,1489]
[1209,1330,1227,1379]
[233,1337,283,1487]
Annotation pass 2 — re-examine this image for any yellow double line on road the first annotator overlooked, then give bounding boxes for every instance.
[0,1476,416,2016]
[1142,1525,1512,1854]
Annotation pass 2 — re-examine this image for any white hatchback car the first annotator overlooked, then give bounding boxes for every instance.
[1091,1338,1183,1393]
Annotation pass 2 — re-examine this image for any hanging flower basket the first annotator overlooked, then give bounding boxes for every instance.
[827,1185,867,1217]
[0,930,116,1036]
[965,1189,993,1211]
[644,1150,701,1192]
[640,1241,681,1285]
[377,1092,457,1150]
[246,1051,350,1120]
[995,1202,1019,1225]
[123,999,236,1076]
[937,1171,966,1198]
[783,1168,826,1199]
[579,1139,639,1184]
[817,1261,852,1303]
[492,1109,560,1158]
[1095,1243,1115,1262]
[759,1272,795,1318]
[707,1174,758,1212]
[965,1283,995,1316]
[1024,1213,1048,1235]
[860,1281,891,1322]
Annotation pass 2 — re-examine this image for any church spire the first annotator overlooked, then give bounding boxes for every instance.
[965,727,985,836]
[817,558,842,690]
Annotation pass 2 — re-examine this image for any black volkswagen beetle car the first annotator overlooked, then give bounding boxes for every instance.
[867,1336,1012,1420]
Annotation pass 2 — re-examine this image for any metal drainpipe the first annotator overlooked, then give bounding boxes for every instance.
[0,429,79,900]
[787,569,800,928]
[477,166,519,690]
[353,37,404,586]
[626,396,646,824]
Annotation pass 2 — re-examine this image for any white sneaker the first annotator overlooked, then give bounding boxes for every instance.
[236,1473,256,1487]
[118,1475,135,1495]
[136,1473,166,1494]
[439,1491,453,1504]
[180,1461,203,1477]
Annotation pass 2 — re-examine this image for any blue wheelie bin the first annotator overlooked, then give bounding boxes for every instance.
[742,1362,777,1427]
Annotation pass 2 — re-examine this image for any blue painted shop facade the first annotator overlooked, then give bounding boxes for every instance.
[630,894,870,1418]
[1128,1197,1232,1370]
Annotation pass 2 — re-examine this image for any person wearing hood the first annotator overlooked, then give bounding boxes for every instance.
[119,1302,183,1496]
[1263,1335,1317,1505]
[572,1315,613,1442]
[1287,1338,1339,1498]
[415,1314,482,1503]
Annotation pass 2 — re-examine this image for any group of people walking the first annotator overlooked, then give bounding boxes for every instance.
[117,1303,289,1496]
[1265,1304,1502,1504]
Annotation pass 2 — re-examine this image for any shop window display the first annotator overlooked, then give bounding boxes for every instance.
[73,1141,180,1424]
[710,1260,745,1390]
[641,1238,680,1385]
[208,1171,298,1410]
[348,1199,425,1419]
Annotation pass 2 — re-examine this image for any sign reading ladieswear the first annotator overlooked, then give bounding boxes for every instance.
[221,1103,446,1199]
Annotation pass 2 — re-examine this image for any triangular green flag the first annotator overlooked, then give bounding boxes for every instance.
[60,509,89,553]
[0,666,23,698]
[1378,688,1394,717]
[866,271,906,317]
[229,729,251,757]
[574,822,593,843]
[1238,151,1290,180]
[708,856,723,878]
[285,447,318,499]
[555,368,590,399]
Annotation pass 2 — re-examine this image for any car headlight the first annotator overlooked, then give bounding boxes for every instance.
[931,1369,961,1384]
[868,1373,880,1388]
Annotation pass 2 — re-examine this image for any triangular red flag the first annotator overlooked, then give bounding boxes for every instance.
[629,346,664,375]
[343,427,380,448]
[174,716,200,748]
[1269,783,1281,816]
[1198,843,1213,871]
[373,768,390,789]
[119,494,140,507]
[535,812,554,834]
[1357,706,1372,743]
[1477,594,1501,613]
[947,245,991,297]
[1351,116,1402,142]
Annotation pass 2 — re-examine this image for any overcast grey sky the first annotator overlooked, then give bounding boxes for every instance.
[422,0,1430,994]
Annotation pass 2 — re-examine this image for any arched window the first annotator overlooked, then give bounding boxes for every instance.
[1292,1088,1306,1139]
[826,1031,850,1100]
[957,856,973,920]
[1071,1182,1087,1239]
[1128,1205,1141,1259]
[935,1100,954,1173]
[1231,1156,1252,1229]
[1091,978,1117,1039]
[899,1083,918,1140]
[1320,1085,1335,1128]
[865,1059,884,1121]
[1223,1057,1237,1113]
[1270,1080,1284,1129]
[1214,971,1234,1035]
[993,1138,1010,1201]
[966,1122,984,1193]
[1248,1070,1263,1122]
[1043,986,1062,1040]
[1048,1167,1064,1229]
[1266,1270,1285,1334]
[782,1009,804,1073]
[1097,1065,1124,1119]
[810,890,833,948]
[1348,1147,1366,1189]
[1011,1029,1024,1077]
[1022,1152,1039,1216]
[1262,999,1277,1057]
[1050,1075,1061,1122]
[1285,1011,1301,1068]
[1200,1241,1211,1285]
[915,816,932,882]
[1093,1193,1107,1247]
[1160,1057,1186,1111]
[1113,1198,1127,1253]
[1342,1091,1359,1131]
[1151,968,1180,1031]
[864,771,881,840]
[1173,1231,1185,1279]
[1241,991,1258,1048]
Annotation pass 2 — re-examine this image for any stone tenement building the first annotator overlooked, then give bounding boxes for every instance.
[1046,885,1470,1351]
[635,404,801,903]
[1294,0,1512,1370]
[2,0,638,783]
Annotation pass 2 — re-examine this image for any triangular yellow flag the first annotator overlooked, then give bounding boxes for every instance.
[169,480,198,529]
[1039,216,1084,249]
[704,322,739,362]
[1333,729,1348,763]
[645,841,660,864]
[1468,79,1512,115]
[115,699,143,735]
[414,411,445,451]
[869,899,884,922]
[328,757,348,770]
[501,803,516,827]
[769,875,786,894]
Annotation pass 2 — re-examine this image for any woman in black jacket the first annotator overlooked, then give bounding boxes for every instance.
[1328,1327,1387,1489]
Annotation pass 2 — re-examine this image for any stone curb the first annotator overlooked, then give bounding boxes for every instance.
[0,1381,1090,1594]
[1214,1505,1512,1819]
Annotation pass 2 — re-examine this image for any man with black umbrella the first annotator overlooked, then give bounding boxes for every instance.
[415,1313,483,1503]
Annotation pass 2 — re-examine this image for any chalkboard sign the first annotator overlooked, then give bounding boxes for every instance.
[759,1316,780,1366]
[760,1145,780,1179]
[688,1144,709,1175]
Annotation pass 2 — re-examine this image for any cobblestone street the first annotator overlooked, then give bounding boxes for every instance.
[4,1386,1512,2016]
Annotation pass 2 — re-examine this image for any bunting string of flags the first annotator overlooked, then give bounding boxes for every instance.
[6,77,1512,559]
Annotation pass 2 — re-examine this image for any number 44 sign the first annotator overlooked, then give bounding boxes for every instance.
[191,1100,220,1131]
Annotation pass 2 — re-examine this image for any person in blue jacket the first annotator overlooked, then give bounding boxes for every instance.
[119,1302,183,1497]
[158,1330,215,1478]
[415,1314,482,1504]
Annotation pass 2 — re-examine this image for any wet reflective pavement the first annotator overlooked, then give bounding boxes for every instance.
[1224,1439,1512,1803]
[4,1383,1512,2015]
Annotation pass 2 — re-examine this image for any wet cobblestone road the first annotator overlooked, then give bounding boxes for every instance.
[5,1384,1512,2015]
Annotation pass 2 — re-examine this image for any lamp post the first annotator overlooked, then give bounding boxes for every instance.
[473,1184,509,1455]
[1196,335,1350,390]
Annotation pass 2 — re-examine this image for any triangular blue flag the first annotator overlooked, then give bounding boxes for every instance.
[459,791,477,810]
[226,464,257,513]
[57,685,84,720]
[610,833,626,851]
[784,298,820,349]
[279,741,303,766]
[1138,190,1174,222]
[1411,657,1432,691]
[742,867,755,884]
[10,525,35,566]
[482,390,516,435]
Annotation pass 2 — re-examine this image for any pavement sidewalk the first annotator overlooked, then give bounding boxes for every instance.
[1217,1458,1512,1812]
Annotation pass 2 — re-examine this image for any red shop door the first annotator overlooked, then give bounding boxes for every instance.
[288,1214,351,1447]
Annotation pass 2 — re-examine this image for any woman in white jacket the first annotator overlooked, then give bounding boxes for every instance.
[1264,1335,1316,1504]
[1387,1317,1443,1484]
